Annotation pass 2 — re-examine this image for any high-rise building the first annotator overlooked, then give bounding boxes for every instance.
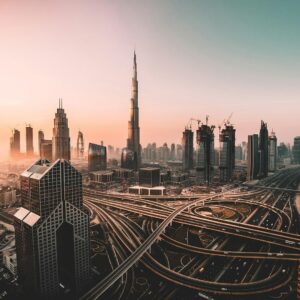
[38,130,44,157]
[124,52,141,170]
[76,131,84,158]
[139,167,160,187]
[182,128,194,171]
[241,141,247,161]
[247,134,259,181]
[10,129,20,157]
[14,159,90,298]
[121,148,136,170]
[269,131,277,172]
[170,143,176,161]
[40,139,53,161]
[235,145,243,160]
[26,125,34,156]
[219,125,235,182]
[258,121,269,178]
[195,124,215,185]
[293,137,300,164]
[52,99,71,161]
[88,143,107,172]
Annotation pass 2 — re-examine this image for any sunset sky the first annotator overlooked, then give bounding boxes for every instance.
[0,0,300,160]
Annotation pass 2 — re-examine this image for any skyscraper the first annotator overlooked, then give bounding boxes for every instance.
[258,120,269,178]
[38,130,45,157]
[247,134,259,181]
[182,128,194,171]
[293,137,300,164]
[88,143,107,171]
[124,52,141,170]
[219,124,235,182]
[10,129,20,157]
[269,131,277,172]
[26,125,34,156]
[14,159,90,298]
[77,131,84,158]
[52,99,71,161]
[195,124,215,185]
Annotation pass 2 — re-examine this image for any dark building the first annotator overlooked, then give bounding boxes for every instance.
[121,148,137,170]
[219,124,235,182]
[14,159,90,299]
[88,143,107,172]
[77,131,84,158]
[235,145,243,160]
[10,129,20,157]
[52,99,71,161]
[125,51,141,170]
[195,124,215,185]
[38,130,45,157]
[139,167,160,187]
[26,125,34,156]
[247,134,259,180]
[182,128,194,171]
[258,121,269,178]
[268,131,277,172]
[293,137,300,164]
[40,139,53,161]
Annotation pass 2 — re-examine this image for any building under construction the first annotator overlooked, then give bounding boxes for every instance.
[195,124,215,185]
[182,128,194,171]
[219,124,236,182]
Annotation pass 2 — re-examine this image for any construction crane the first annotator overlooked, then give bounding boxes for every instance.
[190,118,201,127]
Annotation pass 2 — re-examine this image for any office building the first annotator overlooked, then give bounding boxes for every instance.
[195,124,215,185]
[124,52,141,170]
[40,139,53,161]
[269,131,277,172]
[219,125,235,182]
[38,130,44,157]
[258,121,269,178]
[88,143,107,172]
[182,128,194,171]
[293,137,300,164]
[14,159,90,298]
[52,99,71,161]
[139,167,160,187]
[247,134,259,180]
[10,129,20,157]
[26,125,34,156]
[77,131,84,158]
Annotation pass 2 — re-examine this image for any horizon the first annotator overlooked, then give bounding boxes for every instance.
[1,0,300,160]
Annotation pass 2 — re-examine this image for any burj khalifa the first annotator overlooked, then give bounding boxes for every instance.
[122,52,141,170]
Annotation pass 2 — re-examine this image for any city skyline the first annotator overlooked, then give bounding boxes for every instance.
[1,0,300,160]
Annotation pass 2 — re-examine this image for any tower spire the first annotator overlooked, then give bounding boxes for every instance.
[133,51,137,80]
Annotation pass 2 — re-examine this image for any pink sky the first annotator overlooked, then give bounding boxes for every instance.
[0,1,299,160]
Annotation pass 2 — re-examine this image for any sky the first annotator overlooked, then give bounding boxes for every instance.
[0,0,300,160]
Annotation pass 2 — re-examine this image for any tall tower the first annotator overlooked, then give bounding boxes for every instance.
[38,130,44,157]
[195,124,215,185]
[52,99,71,161]
[14,159,90,298]
[77,131,84,158]
[182,128,194,171]
[219,124,236,182]
[26,124,34,156]
[126,51,141,170]
[268,130,277,172]
[258,120,269,178]
[247,134,259,180]
[10,129,20,157]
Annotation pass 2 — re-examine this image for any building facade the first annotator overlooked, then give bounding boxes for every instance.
[88,143,107,172]
[182,128,194,171]
[247,134,259,181]
[10,129,20,157]
[14,159,90,299]
[52,99,71,161]
[195,124,215,185]
[125,52,141,170]
[26,125,34,156]
[268,131,277,172]
[293,137,300,164]
[258,121,269,178]
[219,125,236,182]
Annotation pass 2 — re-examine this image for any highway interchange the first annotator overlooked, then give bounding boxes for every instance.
[81,168,300,300]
